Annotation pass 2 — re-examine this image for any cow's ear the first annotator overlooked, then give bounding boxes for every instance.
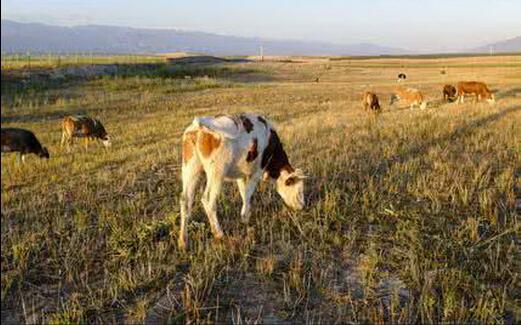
[293,168,309,179]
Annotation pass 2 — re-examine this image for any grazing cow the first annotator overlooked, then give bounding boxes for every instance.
[397,73,407,82]
[362,91,381,112]
[1,128,50,162]
[456,81,495,104]
[443,84,457,102]
[61,115,111,150]
[178,113,307,250]
[390,86,427,109]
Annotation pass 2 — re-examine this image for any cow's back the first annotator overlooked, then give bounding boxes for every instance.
[184,113,272,177]
[457,81,489,94]
[62,115,97,137]
[1,128,41,152]
[397,87,423,103]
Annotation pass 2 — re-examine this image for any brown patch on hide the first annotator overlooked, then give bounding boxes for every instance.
[261,129,294,179]
[198,131,221,158]
[246,138,258,162]
[239,115,254,133]
[182,131,197,164]
[257,116,268,128]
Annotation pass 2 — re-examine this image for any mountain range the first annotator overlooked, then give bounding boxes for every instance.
[472,36,521,54]
[1,20,520,56]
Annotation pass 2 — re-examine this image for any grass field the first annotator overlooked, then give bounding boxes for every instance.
[1,54,520,324]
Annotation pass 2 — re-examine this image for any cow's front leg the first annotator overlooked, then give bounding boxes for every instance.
[201,171,224,240]
[17,153,25,164]
[237,175,261,224]
[60,132,67,148]
[83,137,90,151]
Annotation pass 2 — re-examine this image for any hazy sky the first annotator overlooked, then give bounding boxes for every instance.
[2,0,520,52]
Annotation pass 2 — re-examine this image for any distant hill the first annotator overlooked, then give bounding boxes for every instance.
[472,36,521,53]
[1,20,407,56]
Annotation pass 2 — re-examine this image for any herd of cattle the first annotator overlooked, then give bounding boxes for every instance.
[0,77,497,249]
[363,78,495,112]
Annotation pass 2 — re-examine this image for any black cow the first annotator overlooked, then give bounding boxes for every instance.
[1,128,50,162]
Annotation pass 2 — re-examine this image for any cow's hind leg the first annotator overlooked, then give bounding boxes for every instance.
[178,154,203,251]
[201,169,225,241]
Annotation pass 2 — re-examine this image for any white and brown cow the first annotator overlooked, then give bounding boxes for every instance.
[456,81,495,105]
[390,86,427,110]
[61,115,111,151]
[178,113,307,250]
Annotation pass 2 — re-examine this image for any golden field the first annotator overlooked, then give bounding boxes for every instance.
[1,54,520,323]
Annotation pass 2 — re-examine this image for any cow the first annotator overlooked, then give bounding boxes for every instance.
[362,91,381,112]
[390,86,427,109]
[443,84,457,102]
[397,73,407,82]
[61,115,111,150]
[456,81,495,104]
[178,113,307,250]
[1,128,50,162]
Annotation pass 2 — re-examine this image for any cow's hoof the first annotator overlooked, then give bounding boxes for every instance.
[212,229,224,240]
[177,238,188,251]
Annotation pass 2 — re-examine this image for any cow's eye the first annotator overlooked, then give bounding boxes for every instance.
[285,177,296,186]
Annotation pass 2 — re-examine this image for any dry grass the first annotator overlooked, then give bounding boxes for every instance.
[0,54,165,70]
[1,55,520,324]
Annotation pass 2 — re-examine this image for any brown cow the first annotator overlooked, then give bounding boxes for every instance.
[362,91,381,112]
[390,86,427,110]
[61,115,111,151]
[456,81,495,104]
[443,84,457,102]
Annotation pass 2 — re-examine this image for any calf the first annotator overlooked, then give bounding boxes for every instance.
[362,91,381,112]
[390,86,427,109]
[178,113,307,250]
[61,115,111,150]
[456,81,495,104]
[443,84,457,102]
[1,128,50,162]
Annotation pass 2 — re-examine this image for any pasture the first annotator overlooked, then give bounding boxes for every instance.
[1,54,520,323]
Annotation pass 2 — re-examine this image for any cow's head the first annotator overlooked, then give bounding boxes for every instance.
[276,168,307,210]
[39,147,50,159]
[95,120,111,147]
[373,99,381,110]
[486,94,496,105]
